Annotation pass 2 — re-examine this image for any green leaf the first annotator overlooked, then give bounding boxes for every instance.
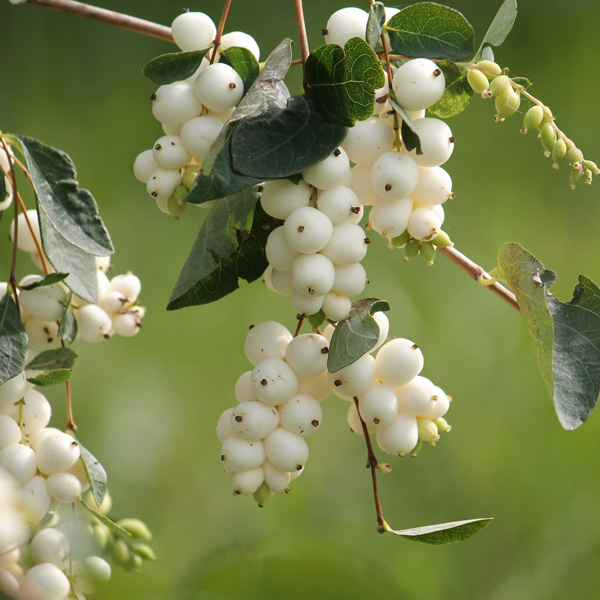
[37,207,99,303]
[27,368,71,387]
[427,60,473,118]
[480,46,495,62]
[328,298,390,373]
[78,442,108,508]
[305,38,385,127]
[230,95,348,179]
[0,171,6,204]
[0,293,28,385]
[497,243,600,429]
[79,501,130,538]
[366,2,387,50]
[168,190,280,309]
[477,0,518,55]
[388,518,493,544]
[142,49,210,85]
[388,99,422,154]
[26,347,78,370]
[308,310,326,330]
[386,2,475,61]
[18,136,113,257]
[20,272,69,290]
[59,298,78,345]
[220,47,260,92]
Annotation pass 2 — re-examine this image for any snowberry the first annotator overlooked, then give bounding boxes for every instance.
[152,135,191,169]
[263,427,309,472]
[278,394,322,436]
[268,268,294,297]
[234,371,254,404]
[290,290,325,316]
[25,317,59,350]
[36,431,80,474]
[194,63,244,112]
[411,166,453,205]
[76,304,112,343]
[407,206,442,241]
[46,471,83,503]
[10,209,41,253]
[219,31,261,61]
[220,436,266,473]
[0,415,21,448]
[22,563,70,600]
[296,371,331,403]
[18,278,66,323]
[30,528,70,569]
[231,400,280,441]
[285,334,329,378]
[171,11,216,52]
[371,311,389,352]
[319,222,368,265]
[262,460,291,493]
[322,291,352,321]
[216,407,235,442]
[244,321,292,365]
[375,412,419,456]
[371,151,420,199]
[231,467,265,495]
[332,262,367,297]
[404,118,455,167]
[342,117,394,165]
[327,353,377,398]
[358,384,398,428]
[421,385,450,420]
[260,179,312,220]
[392,58,446,111]
[265,227,300,272]
[0,371,27,406]
[324,7,369,46]
[152,81,203,127]
[350,165,380,206]
[107,273,141,302]
[291,253,336,297]
[20,388,52,435]
[302,147,351,190]
[316,185,362,225]
[395,376,438,416]
[0,443,37,483]
[0,569,19,597]
[111,311,142,337]
[376,338,424,387]
[369,197,413,239]
[180,115,223,161]
[250,358,299,406]
[132,149,159,183]
[283,206,333,254]
[21,475,52,522]
[71,556,111,594]
[146,168,182,201]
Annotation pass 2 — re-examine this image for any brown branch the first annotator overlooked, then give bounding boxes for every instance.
[23,0,173,43]
[438,246,520,312]
[294,0,310,91]
[210,0,232,64]
[65,379,76,431]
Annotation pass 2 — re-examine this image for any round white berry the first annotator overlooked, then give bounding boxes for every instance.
[291,253,335,297]
[36,431,80,475]
[19,280,66,323]
[146,168,182,201]
[0,443,37,483]
[369,197,413,239]
[296,371,331,403]
[358,384,398,428]
[283,206,333,254]
[234,371,254,404]
[25,318,60,350]
[421,385,450,420]
[322,291,352,321]
[194,63,244,112]
[171,11,216,52]
[376,338,424,387]
[30,528,70,569]
[371,311,389,352]
[21,475,52,523]
[327,353,377,398]
[10,209,41,253]
[302,148,351,190]
[262,460,291,493]
[20,388,52,435]
[285,334,329,378]
[71,556,111,594]
[392,58,446,111]
[278,394,322,436]
[269,268,294,297]
[350,165,380,206]
[263,427,309,472]
[244,321,292,366]
[265,227,300,272]
[404,118,455,167]
[411,166,453,205]
[111,311,142,337]
[0,415,21,448]
[220,31,261,61]
[76,304,112,343]
[46,471,83,503]
[132,149,159,183]
[371,151,420,199]
[341,117,394,165]
[23,563,70,600]
[375,412,419,456]
[319,222,368,266]
[216,407,235,443]
[0,371,27,407]
[332,262,367,297]
[316,185,362,225]
[152,135,191,170]
[407,206,441,241]
[220,435,266,473]
[180,115,223,161]
[152,81,203,127]
[290,290,325,316]
[324,7,369,46]
[231,467,265,495]
[231,400,280,441]
[250,358,299,406]
[260,179,312,220]
[395,375,438,416]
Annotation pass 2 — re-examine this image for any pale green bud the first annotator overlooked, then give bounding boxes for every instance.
[253,482,271,508]
[182,170,198,190]
[117,518,152,540]
[540,123,556,156]
[569,164,584,189]
[467,69,489,94]
[417,418,439,444]
[129,553,144,571]
[521,105,543,134]
[390,230,411,248]
[111,539,131,566]
[475,60,502,79]
[551,138,567,169]
[494,91,520,121]
[419,241,436,265]
[566,147,584,166]
[434,417,451,433]
[431,230,452,248]
[92,523,112,549]
[409,440,423,457]
[489,75,512,98]
[538,105,553,128]
[168,195,188,218]
[403,239,419,262]
[583,159,600,174]
[132,543,157,562]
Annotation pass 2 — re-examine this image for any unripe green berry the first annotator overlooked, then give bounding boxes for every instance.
[167,195,188,218]
[417,418,439,444]
[129,553,144,571]
[583,159,600,174]
[111,539,131,566]
[566,147,584,166]
[475,60,501,79]
[253,481,271,507]
[390,230,411,248]
[489,75,512,98]
[172,185,188,204]
[132,543,157,561]
[521,105,543,134]
[494,90,520,121]
[419,241,436,265]
[569,164,584,190]
[430,230,452,248]
[92,523,112,549]
[182,170,198,190]
[409,439,423,457]
[551,138,567,169]
[403,238,419,261]
[540,122,556,156]
[434,417,451,432]
[117,518,152,540]
[467,69,489,94]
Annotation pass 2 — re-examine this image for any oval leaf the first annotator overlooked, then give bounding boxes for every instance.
[328,298,390,373]
[27,368,71,387]
[78,441,108,508]
[27,347,78,370]
[477,0,518,55]
[20,272,69,290]
[79,501,130,538]
[143,49,210,85]
[220,47,260,92]
[388,518,493,544]
[386,2,475,61]
[367,2,387,49]
[305,38,385,127]
[0,293,28,385]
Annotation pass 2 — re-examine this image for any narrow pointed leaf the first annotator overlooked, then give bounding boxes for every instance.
[427,59,473,118]
[27,347,78,371]
[220,47,260,92]
[59,301,77,345]
[0,294,28,384]
[168,190,280,309]
[305,38,385,127]
[27,369,71,387]
[366,2,387,50]
[478,0,518,55]
[18,136,113,257]
[20,272,69,290]
[143,49,210,85]
[389,518,493,544]
[78,442,108,508]
[386,2,475,61]
[79,501,130,537]
[328,298,390,373]
[389,99,422,154]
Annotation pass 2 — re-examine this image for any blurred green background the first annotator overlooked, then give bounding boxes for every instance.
[1,0,600,598]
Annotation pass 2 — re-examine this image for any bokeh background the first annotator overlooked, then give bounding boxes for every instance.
[1,0,600,598]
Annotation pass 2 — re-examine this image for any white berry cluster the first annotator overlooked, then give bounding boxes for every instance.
[217,321,331,504]
[7,209,145,347]
[133,11,260,217]
[262,148,370,322]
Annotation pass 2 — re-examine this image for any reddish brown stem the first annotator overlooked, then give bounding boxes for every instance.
[23,0,173,42]
[294,315,305,337]
[294,0,310,90]
[66,379,76,431]
[353,396,386,532]
[210,0,232,64]
[438,246,520,312]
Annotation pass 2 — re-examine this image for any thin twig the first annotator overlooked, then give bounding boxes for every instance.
[373,0,394,91]
[210,0,232,64]
[438,246,520,312]
[23,0,173,43]
[65,379,76,431]
[293,0,310,91]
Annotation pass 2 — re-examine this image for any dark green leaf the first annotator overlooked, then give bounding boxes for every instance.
[366,2,387,50]
[388,518,493,544]
[27,347,78,370]
[308,310,326,330]
[428,60,473,118]
[497,243,600,429]
[78,442,108,508]
[142,49,210,85]
[37,208,98,303]
[388,99,422,154]
[478,0,518,54]
[220,47,260,92]
[79,501,130,537]
[305,38,385,127]
[328,298,390,373]
[20,272,69,290]
[59,302,77,345]
[386,2,475,61]
[18,136,113,257]
[230,95,348,179]
[0,293,28,385]
[168,190,280,309]
[27,368,71,387]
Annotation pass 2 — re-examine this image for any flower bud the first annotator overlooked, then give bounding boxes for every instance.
[489,75,512,98]
[551,138,567,169]
[111,539,131,566]
[566,147,584,166]
[253,481,272,507]
[475,60,501,79]
[494,91,520,121]
[434,417,451,432]
[390,230,411,248]
[540,122,556,156]
[521,105,543,134]
[182,170,199,190]
[430,230,452,248]
[419,241,436,265]
[132,543,157,562]
[403,238,419,262]
[583,159,600,174]
[466,69,489,94]
[417,418,439,444]
[117,518,152,540]
[569,164,584,190]
[167,195,188,218]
